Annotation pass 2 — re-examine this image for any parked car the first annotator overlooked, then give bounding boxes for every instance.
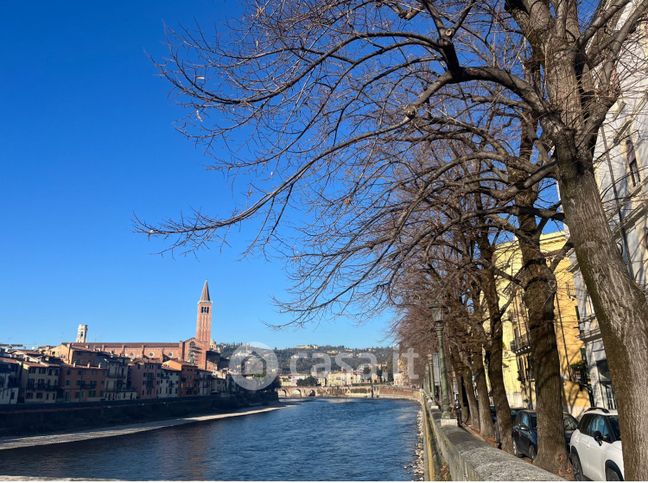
[569,408,623,480]
[512,409,578,460]
[490,406,524,448]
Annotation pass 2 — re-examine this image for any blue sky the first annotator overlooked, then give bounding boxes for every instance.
[0,1,395,349]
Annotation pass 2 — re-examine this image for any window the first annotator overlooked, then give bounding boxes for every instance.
[36,392,43,399]
[589,416,612,442]
[26,392,33,399]
[626,138,641,187]
[579,414,593,435]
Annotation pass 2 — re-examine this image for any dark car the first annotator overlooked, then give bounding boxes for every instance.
[512,409,578,460]
[490,406,524,447]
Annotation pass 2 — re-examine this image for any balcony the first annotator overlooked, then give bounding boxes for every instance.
[510,336,531,355]
[578,315,602,342]
[27,382,55,390]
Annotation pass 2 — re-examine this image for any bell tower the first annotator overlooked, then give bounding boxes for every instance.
[76,324,88,343]
[196,280,212,344]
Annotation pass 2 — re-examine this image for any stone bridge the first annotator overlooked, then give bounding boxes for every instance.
[277,384,418,400]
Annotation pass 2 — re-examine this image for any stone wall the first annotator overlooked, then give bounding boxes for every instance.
[423,396,563,481]
[0,390,278,437]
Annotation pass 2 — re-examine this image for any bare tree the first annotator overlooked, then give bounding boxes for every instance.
[140,1,648,477]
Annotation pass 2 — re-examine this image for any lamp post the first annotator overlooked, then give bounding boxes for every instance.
[427,354,435,399]
[432,307,453,420]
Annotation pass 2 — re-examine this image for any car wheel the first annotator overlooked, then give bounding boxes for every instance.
[512,438,522,458]
[528,445,537,461]
[606,467,622,481]
[571,452,584,481]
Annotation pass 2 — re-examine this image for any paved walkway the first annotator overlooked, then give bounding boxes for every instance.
[0,405,285,451]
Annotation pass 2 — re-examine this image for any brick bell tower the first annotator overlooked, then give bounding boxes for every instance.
[196,280,212,344]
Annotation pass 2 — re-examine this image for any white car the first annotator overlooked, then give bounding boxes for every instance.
[569,408,623,480]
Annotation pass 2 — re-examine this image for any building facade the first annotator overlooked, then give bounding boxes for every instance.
[0,357,20,404]
[158,367,180,398]
[19,360,60,404]
[495,232,591,416]
[567,7,648,410]
[162,359,198,397]
[46,345,136,400]
[59,364,108,402]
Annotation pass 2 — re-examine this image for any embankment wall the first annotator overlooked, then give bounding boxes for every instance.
[0,390,278,437]
[422,395,563,481]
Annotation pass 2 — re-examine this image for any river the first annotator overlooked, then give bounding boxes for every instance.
[0,398,421,480]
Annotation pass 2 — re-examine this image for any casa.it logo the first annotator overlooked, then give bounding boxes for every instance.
[229,342,279,391]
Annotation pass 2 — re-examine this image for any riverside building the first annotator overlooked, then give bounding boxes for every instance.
[494,232,591,416]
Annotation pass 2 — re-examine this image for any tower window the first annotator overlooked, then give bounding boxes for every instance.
[626,138,641,187]
[201,306,209,314]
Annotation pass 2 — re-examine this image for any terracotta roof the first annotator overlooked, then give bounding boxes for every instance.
[67,342,182,347]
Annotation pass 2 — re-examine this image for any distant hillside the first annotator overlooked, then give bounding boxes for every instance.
[218,343,395,373]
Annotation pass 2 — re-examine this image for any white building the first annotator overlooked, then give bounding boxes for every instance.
[157,368,180,398]
[570,5,648,410]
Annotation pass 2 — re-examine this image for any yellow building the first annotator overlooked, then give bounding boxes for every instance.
[494,232,591,417]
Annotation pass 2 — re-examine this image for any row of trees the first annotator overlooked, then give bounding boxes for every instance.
[140,1,648,478]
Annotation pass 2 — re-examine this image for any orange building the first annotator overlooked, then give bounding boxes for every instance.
[162,359,198,397]
[128,359,162,399]
[45,345,135,400]
[59,364,107,402]
[67,281,221,371]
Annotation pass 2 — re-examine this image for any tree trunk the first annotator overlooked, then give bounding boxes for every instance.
[472,349,496,439]
[557,146,648,480]
[506,119,569,472]
[463,369,480,430]
[479,242,514,453]
[449,352,467,423]
[516,209,568,472]
[460,378,470,424]
[486,315,513,452]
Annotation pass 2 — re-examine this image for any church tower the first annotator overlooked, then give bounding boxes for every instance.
[196,280,212,344]
[76,324,88,343]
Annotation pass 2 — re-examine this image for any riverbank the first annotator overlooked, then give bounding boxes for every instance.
[0,405,286,451]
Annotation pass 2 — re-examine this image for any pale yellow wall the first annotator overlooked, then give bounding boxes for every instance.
[491,232,591,416]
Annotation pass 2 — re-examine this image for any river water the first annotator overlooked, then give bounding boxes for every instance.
[0,398,421,480]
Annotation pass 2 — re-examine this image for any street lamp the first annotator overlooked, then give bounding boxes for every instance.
[433,306,453,420]
[427,354,435,398]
